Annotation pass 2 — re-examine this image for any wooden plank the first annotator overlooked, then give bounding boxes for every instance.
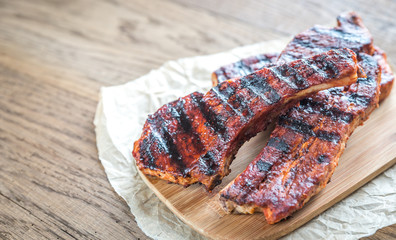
[0,60,148,239]
[172,0,396,58]
[0,192,92,239]
[363,225,396,240]
[139,87,396,239]
[0,0,281,85]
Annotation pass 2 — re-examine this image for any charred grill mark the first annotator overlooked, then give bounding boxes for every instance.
[310,54,340,79]
[293,36,320,50]
[328,88,343,96]
[221,82,254,118]
[316,130,341,142]
[170,99,192,133]
[170,99,205,151]
[139,137,157,169]
[178,110,192,133]
[256,160,273,172]
[199,151,218,176]
[212,87,245,119]
[240,73,281,104]
[160,125,188,175]
[294,60,316,88]
[271,64,309,90]
[213,53,281,84]
[317,154,330,164]
[234,61,253,76]
[257,54,277,65]
[349,92,372,106]
[299,98,353,123]
[267,137,290,153]
[190,93,227,137]
[355,76,371,84]
[356,75,376,86]
[311,27,365,49]
[321,60,340,78]
[323,107,352,123]
[271,66,297,89]
[278,115,314,136]
[233,93,253,118]
[147,117,171,155]
[147,115,187,175]
[278,115,341,143]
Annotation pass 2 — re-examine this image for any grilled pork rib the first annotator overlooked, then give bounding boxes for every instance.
[212,47,393,101]
[219,54,381,224]
[133,49,359,191]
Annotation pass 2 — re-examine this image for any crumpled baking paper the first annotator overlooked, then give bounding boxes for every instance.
[94,38,396,240]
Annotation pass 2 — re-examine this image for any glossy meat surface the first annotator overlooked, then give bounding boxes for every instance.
[133,49,359,191]
[219,54,381,223]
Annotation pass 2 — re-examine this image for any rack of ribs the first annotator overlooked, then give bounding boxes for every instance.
[216,12,393,224]
[133,48,359,191]
[219,53,381,224]
[212,47,393,102]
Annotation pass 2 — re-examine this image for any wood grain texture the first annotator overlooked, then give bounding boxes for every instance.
[0,0,395,239]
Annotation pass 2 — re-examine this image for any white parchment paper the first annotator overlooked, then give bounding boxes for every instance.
[94,39,396,240]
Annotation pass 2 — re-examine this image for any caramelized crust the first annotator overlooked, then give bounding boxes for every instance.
[133,49,358,191]
[219,54,381,224]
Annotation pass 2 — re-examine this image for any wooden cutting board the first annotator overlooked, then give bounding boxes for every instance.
[138,87,396,240]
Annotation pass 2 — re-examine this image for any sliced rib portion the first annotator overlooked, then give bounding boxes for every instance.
[133,49,359,191]
[219,54,380,223]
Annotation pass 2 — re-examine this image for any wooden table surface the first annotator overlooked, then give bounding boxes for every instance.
[1,0,395,239]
